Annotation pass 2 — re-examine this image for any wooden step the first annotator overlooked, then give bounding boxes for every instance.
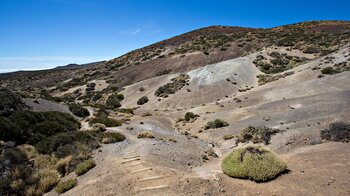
[139,175,165,182]
[124,162,143,167]
[131,167,152,174]
[139,185,169,191]
[123,155,140,159]
[121,157,140,164]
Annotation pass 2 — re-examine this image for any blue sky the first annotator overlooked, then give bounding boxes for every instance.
[0,0,349,73]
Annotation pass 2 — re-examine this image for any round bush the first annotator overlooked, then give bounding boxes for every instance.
[137,96,149,105]
[101,132,126,144]
[204,119,229,129]
[92,123,107,133]
[68,104,90,118]
[221,146,287,182]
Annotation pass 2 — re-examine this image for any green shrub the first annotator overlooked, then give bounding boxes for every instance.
[221,146,287,182]
[55,179,77,194]
[184,112,199,121]
[106,94,124,109]
[303,46,320,54]
[90,117,122,127]
[35,132,75,155]
[69,104,90,118]
[204,119,229,129]
[320,122,350,142]
[0,88,25,116]
[74,159,96,176]
[101,132,126,144]
[156,69,172,76]
[91,123,106,133]
[184,112,195,121]
[92,92,103,101]
[137,131,154,138]
[35,131,100,156]
[0,116,25,143]
[1,110,80,145]
[39,111,80,132]
[223,134,236,140]
[35,121,67,136]
[321,67,339,75]
[117,108,134,115]
[237,126,283,145]
[137,96,149,105]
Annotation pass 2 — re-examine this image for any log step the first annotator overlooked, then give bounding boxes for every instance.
[131,167,152,174]
[139,175,165,182]
[121,157,140,164]
[139,185,169,191]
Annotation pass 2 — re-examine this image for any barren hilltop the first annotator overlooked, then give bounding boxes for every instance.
[1,20,350,196]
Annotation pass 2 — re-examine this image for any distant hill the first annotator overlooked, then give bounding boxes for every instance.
[0,20,349,90]
[54,61,106,70]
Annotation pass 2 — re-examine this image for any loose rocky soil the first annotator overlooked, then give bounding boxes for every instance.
[45,45,350,196]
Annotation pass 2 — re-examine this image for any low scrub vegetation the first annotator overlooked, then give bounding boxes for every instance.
[106,93,124,109]
[221,146,287,182]
[320,122,349,142]
[137,96,149,105]
[177,112,200,123]
[117,108,135,115]
[89,117,122,127]
[137,131,154,138]
[0,88,25,116]
[223,134,236,140]
[91,123,107,133]
[321,66,339,74]
[55,179,77,194]
[257,71,294,85]
[253,52,307,74]
[155,74,190,97]
[156,69,172,76]
[184,112,199,121]
[0,89,126,195]
[75,159,96,176]
[69,103,90,118]
[236,126,284,145]
[101,132,126,144]
[0,110,80,145]
[204,119,229,129]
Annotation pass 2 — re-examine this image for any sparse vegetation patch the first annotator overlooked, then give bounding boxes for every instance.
[253,52,308,74]
[257,71,294,85]
[155,74,190,97]
[137,131,154,138]
[320,122,350,142]
[236,126,284,145]
[75,159,96,176]
[205,119,229,129]
[106,93,124,109]
[101,132,126,143]
[69,103,90,118]
[55,179,77,194]
[89,117,122,127]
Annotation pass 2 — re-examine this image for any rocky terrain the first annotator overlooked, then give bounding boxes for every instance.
[1,20,350,196]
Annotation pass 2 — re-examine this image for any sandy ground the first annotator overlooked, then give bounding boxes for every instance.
[46,45,350,195]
